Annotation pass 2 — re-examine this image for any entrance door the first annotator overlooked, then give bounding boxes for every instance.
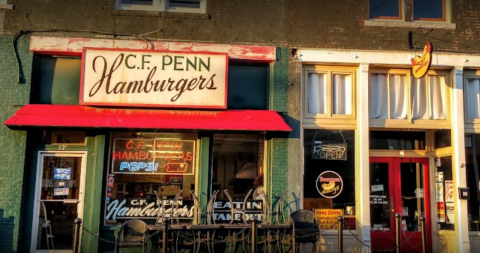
[369,157,431,252]
[31,152,87,253]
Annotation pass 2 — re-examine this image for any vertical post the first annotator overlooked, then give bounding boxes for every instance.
[337,216,344,253]
[420,216,427,253]
[163,217,169,253]
[395,213,401,253]
[73,218,82,253]
[251,217,258,253]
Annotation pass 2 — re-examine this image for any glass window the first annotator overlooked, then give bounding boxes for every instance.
[369,0,401,19]
[332,74,353,115]
[212,133,264,200]
[435,156,454,230]
[32,56,81,105]
[104,133,197,225]
[303,130,355,230]
[370,71,448,121]
[370,131,426,150]
[413,0,445,20]
[116,0,204,12]
[169,0,201,8]
[308,73,327,114]
[466,134,480,231]
[466,78,480,119]
[434,130,451,149]
[306,67,355,118]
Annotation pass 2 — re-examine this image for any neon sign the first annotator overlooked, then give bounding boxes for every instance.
[111,138,195,175]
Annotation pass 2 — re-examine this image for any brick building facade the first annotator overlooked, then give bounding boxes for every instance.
[1,0,480,252]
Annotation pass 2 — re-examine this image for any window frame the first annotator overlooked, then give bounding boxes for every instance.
[304,65,357,120]
[115,0,206,13]
[464,70,480,125]
[369,68,450,128]
[368,0,450,23]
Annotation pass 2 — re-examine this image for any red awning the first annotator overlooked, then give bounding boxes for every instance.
[4,104,291,132]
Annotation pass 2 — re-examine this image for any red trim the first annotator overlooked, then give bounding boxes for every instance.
[79,48,229,109]
[4,104,292,132]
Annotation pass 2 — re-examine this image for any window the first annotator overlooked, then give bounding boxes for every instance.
[305,66,355,118]
[369,0,448,22]
[464,72,480,123]
[115,0,205,13]
[104,132,197,225]
[370,69,449,122]
[212,134,264,199]
[303,130,356,230]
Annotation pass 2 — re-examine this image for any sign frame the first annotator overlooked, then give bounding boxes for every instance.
[80,47,229,109]
[411,42,433,79]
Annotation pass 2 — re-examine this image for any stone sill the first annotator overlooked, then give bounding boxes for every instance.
[364,20,456,30]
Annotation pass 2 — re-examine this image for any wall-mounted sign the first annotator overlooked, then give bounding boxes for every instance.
[213,199,263,223]
[105,198,195,224]
[411,42,432,79]
[312,142,347,160]
[81,48,228,109]
[316,171,343,198]
[111,138,195,175]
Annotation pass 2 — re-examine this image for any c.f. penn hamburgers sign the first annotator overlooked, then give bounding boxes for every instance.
[81,48,228,108]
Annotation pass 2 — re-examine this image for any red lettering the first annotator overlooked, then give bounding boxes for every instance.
[186,152,193,161]
[121,151,128,160]
[138,141,146,149]
[139,151,146,160]
[126,140,134,149]
[113,151,122,160]
[128,152,138,160]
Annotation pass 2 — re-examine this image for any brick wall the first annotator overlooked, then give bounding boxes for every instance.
[4,0,480,53]
[0,35,32,252]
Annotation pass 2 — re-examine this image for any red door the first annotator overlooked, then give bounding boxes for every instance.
[369,157,431,252]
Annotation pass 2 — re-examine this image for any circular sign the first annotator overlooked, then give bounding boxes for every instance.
[316,171,343,198]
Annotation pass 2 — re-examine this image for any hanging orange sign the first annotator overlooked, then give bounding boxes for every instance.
[411,43,433,79]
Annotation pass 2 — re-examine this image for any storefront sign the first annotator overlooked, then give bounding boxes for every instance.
[314,209,343,230]
[105,198,195,223]
[111,138,195,175]
[81,48,228,108]
[213,200,263,223]
[316,171,343,198]
[411,42,432,79]
[312,142,347,160]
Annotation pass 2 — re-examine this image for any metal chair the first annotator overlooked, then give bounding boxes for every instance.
[289,209,319,253]
[40,201,55,249]
[114,220,148,253]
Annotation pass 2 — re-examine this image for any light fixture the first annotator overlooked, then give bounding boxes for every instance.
[399,150,405,159]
